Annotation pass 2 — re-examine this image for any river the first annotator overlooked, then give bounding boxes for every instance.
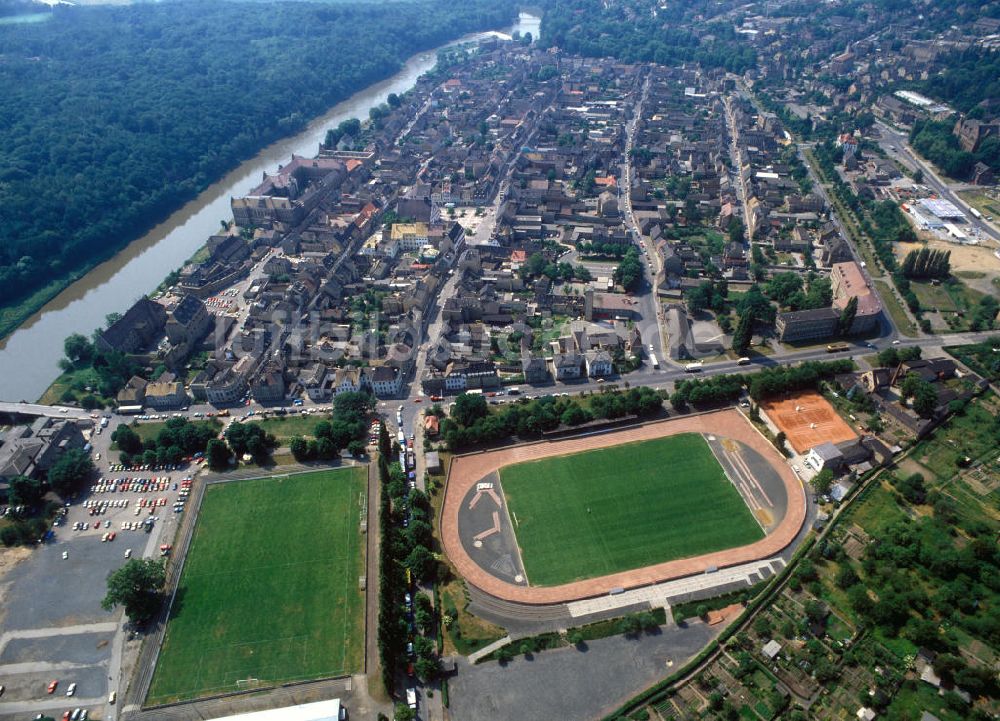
[0,12,540,403]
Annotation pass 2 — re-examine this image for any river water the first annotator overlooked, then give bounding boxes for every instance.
[0,12,540,402]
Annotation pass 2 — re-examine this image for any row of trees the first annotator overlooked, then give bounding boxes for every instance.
[376,424,440,698]
[112,417,219,467]
[900,247,951,279]
[672,360,854,409]
[443,387,664,450]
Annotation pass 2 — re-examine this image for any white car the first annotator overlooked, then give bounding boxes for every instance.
[66,682,77,696]
[62,551,69,560]
[124,548,132,559]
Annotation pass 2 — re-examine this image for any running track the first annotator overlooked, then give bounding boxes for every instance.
[440,410,807,605]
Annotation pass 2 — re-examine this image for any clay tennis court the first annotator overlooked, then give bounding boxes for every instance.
[440,410,807,605]
[759,391,857,454]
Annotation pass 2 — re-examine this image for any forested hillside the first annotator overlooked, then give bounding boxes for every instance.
[0,0,515,332]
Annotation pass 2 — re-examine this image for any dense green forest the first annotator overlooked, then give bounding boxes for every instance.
[0,0,516,328]
[914,48,1000,115]
[909,119,1000,179]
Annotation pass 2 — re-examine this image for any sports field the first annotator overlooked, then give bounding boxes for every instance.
[500,433,763,586]
[146,467,367,704]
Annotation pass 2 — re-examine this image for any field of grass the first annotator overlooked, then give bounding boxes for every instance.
[250,414,331,443]
[147,467,367,704]
[873,280,918,337]
[500,433,764,586]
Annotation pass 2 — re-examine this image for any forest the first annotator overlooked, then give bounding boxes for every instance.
[909,119,1000,181]
[0,0,516,332]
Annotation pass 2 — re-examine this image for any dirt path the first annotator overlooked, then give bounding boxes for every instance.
[440,410,807,605]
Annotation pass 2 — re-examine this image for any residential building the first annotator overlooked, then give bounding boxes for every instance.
[368,366,401,398]
[144,382,188,409]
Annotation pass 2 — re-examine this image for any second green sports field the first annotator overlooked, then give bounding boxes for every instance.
[147,467,366,704]
[500,433,763,586]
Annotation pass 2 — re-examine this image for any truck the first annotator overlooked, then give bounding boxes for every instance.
[736,357,751,366]
[650,354,660,369]
[684,362,703,372]
[406,688,418,710]
[970,207,983,220]
[826,342,850,353]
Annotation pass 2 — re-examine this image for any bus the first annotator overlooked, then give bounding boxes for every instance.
[685,362,703,372]
[736,357,751,366]
[826,342,850,353]
[970,207,983,220]
[507,387,521,396]
[116,405,143,415]
[650,354,660,369]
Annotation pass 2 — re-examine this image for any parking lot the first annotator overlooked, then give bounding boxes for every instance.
[0,461,191,721]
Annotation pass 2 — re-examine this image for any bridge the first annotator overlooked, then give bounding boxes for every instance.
[0,401,95,423]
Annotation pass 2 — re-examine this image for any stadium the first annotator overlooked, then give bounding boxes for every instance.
[441,409,807,605]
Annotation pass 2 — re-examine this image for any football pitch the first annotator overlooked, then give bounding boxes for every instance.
[500,433,763,586]
[147,467,367,704]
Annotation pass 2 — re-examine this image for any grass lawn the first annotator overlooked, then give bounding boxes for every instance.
[147,467,367,704]
[500,433,763,586]
[873,280,918,337]
[250,414,332,443]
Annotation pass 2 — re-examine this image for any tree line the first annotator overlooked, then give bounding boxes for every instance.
[900,247,951,279]
[0,0,518,327]
[442,386,664,450]
[375,424,441,698]
[669,359,854,409]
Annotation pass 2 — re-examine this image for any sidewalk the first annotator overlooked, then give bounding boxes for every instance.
[466,635,513,664]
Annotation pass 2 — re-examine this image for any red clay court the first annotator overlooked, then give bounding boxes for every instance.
[760,390,857,454]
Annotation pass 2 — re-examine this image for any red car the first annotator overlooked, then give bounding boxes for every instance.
[47,680,58,694]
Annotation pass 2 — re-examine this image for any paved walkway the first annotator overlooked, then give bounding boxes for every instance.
[565,556,785,619]
[466,635,513,664]
[440,410,806,605]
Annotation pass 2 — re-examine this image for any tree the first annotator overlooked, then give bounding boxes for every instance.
[574,265,592,282]
[568,630,584,647]
[8,475,44,507]
[102,558,166,625]
[496,645,514,664]
[378,422,392,458]
[838,295,858,335]
[732,307,755,355]
[394,704,416,721]
[206,438,230,469]
[404,545,436,582]
[812,468,834,495]
[876,347,900,368]
[46,448,94,495]
[613,247,643,292]
[912,381,939,418]
[452,392,489,427]
[289,436,311,462]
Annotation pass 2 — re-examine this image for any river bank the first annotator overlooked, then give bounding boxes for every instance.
[0,12,540,403]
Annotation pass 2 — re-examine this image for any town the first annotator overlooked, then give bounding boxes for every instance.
[1,3,999,721]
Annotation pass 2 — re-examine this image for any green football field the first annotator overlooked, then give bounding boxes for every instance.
[500,433,763,586]
[147,467,367,704]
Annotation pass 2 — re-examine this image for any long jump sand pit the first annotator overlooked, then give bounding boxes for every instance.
[441,410,807,605]
[759,390,857,454]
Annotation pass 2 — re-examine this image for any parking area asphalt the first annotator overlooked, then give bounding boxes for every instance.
[0,469,188,720]
[448,619,721,721]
